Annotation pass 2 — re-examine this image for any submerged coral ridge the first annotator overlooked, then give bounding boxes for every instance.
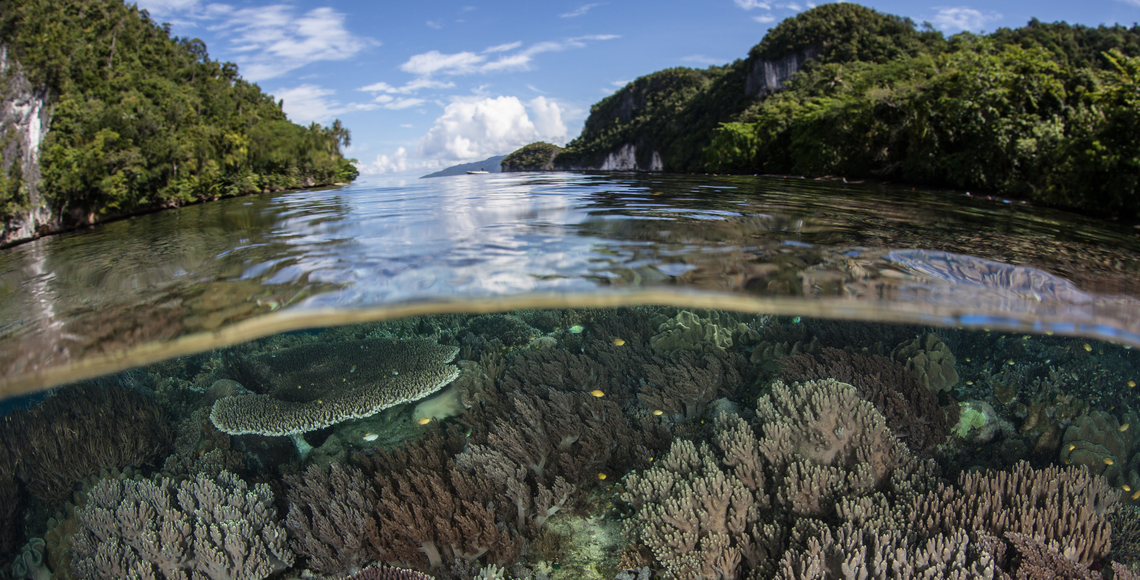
[3,310,1140,579]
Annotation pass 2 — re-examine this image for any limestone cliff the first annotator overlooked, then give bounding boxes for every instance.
[0,44,53,245]
[744,45,821,97]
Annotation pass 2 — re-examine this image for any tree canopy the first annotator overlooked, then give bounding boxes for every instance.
[0,0,358,225]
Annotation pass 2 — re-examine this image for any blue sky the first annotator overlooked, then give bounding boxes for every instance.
[135,0,1140,178]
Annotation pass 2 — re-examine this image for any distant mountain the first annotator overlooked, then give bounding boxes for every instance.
[420,155,507,178]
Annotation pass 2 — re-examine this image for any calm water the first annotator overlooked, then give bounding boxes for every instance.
[2,172,1139,397]
[3,173,1140,579]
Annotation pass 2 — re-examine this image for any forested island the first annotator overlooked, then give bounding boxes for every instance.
[504,4,1140,220]
[0,0,358,244]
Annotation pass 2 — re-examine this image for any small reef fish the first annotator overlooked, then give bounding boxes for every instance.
[1122,423,1131,432]
[1130,381,1137,388]
[362,433,379,442]
[612,338,625,346]
[1126,485,1133,492]
[417,417,432,425]
[590,390,605,397]
[1084,343,1093,352]
[568,325,584,334]
[597,473,607,480]
[653,410,664,416]
[1105,458,1115,465]
[1069,444,1076,451]
[1133,489,1140,501]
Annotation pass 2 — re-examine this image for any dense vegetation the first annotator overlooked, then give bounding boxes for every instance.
[500,142,561,171]
[548,3,1140,219]
[0,0,358,225]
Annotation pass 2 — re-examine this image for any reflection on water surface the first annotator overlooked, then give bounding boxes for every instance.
[2,172,1139,397]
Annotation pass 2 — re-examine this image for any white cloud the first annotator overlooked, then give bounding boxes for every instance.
[358,79,455,94]
[733,0,771,8]
[361,147,410,174]
[418,96,567,162]
[400,50,486,75]
[426,20,443,29]
[136,0,201,14]
[527,84,548,94]
[754,14,777,23]
[138,3,376,82]
[528,97,567,141]
[931,7,1001,31]
[399,35,620,76]
[485,41,523,53]
[271,84,377,124]
[682,55,724,65]
[560,3,601,17]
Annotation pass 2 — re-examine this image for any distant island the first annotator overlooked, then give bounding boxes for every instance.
[0,0,359,245]
[420,155,507,178]
[504,4,1140,221]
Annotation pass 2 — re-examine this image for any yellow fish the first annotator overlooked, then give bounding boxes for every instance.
[612,338,625,346]
[1084,343,1093,352]
[1122,423,1131,432]
[417,417,432,425]
[597,473,607,480]
[1105,458,1115,465]
[363,433,378,442]
[1126,485,1133,492]
[1129,381,1137,388]
[1068,444,1076,451]
[652,410,664,416]
[1133,489,1140,501]
[590,390,605,397]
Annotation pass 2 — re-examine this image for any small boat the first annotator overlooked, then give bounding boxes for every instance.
[466,168,490,174]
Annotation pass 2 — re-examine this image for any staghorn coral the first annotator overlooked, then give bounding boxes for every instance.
[623,376,1126,579]
[912,460,1119,567]
[891,332,959,393]
[348,565,436,580]
[778,347,957,456]
[284,463,382,574]
[0,382,172,504]
[71,470,293,580]
[209,337,460,436]
[757,378,910,508]
[637,351,743,423]
[621,413,783,580]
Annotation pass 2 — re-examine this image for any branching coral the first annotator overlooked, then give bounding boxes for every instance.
[71,470,293,580]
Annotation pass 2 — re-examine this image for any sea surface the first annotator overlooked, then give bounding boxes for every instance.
[2,172,1140,579]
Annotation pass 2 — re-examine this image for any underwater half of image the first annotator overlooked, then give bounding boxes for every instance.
[1,306,1139,580]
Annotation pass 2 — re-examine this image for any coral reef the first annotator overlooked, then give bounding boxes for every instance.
[638,351,743,423]
[623,377,1127,579]
[649,310,735,354]
[209,338,461,436]
[1060,409,1140,493]
[71,470,293,580]
[891,332,960,393]
[348,565,436,580]
[778,347,957,455]
[11,537,49,580]
[0,382,172,504]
